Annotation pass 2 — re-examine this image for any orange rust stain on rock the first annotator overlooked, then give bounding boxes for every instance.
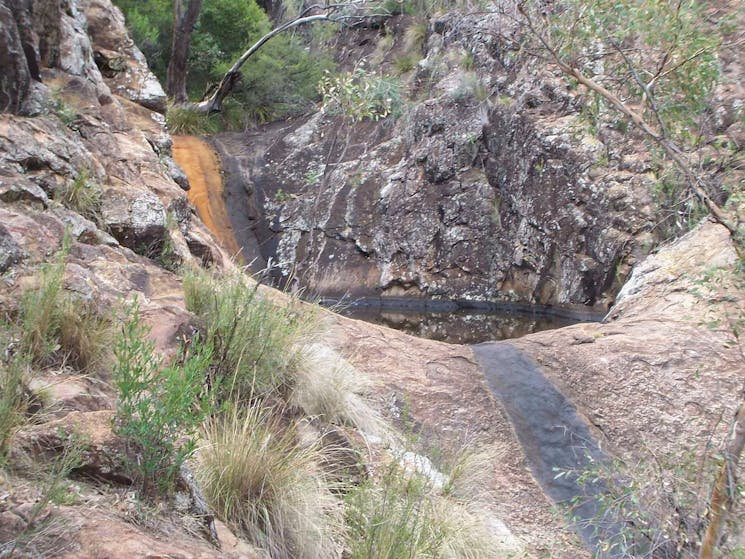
[172,135,243,262]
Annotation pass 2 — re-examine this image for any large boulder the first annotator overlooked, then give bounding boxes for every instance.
[85,0,167,113]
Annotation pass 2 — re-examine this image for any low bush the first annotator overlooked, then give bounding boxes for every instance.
[319,67,404,122]
[0,335,30,462]
[196,403,344,559]
[183,268,314,400]
[113,301,213,495]
[560,450,743,559]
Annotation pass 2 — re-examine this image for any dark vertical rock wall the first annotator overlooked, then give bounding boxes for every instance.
[0,0,33,114]
[214,12,658,309]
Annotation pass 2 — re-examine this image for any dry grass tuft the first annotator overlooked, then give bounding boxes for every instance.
[18,247,112,372]
[290,344,382,434]
[183,268,316,400]
[196,404,345,559]
[58,301,113,372]
[345,451,515,559]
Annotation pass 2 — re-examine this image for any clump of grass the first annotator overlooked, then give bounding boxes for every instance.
[290,344,381,434]
[154,213,182,273]
[112,300,214,496]
[461,51,475,71]
[3,437,84,556]
[451,72,489,105]
[166,105,220,135]
[18,244,112,371]
[50,93,77,128]
[443,444,505,501]
[196,404,344,559]
[394,53,419,75]
[345,455,507,559]
[18,253,67,366]
[58,301,113,372]
[183,268,315,400]
[57,169,103,224]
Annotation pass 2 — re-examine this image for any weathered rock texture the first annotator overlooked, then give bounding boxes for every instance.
[0,1,245,556]
[0,0,223,268]
[509,220,745,550]
[325,312,588,558]
[215,12,661,309]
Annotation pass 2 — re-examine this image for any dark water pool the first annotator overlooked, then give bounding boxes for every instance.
[323,298,602,344]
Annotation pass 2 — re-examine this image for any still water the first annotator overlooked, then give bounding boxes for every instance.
[327,299,600,345]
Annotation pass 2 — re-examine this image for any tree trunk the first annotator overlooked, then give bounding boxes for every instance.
[166,0,203,103]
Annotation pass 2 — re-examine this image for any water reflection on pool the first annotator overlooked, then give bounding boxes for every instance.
[329,301,600,345]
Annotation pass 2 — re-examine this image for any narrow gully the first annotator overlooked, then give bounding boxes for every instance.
[472,342,628,557]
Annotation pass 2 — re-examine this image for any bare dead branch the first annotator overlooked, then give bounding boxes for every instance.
[606,38,668,137]
[700,400,745,559]
[180,2,387,114]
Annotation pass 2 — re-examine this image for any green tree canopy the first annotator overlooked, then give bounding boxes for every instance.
[114,0,333,123]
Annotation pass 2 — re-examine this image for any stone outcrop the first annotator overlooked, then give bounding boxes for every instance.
[507,220,745,551]
[1,0,743,556]
[215,11,659,309]
[0,0,225,268]
[0,3,245,555]
[513,220,743,459]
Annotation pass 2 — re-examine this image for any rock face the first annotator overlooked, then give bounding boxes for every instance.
[507,220,745,550]
[325,311,588,558]
[514,220,742,457]
[0,2,32,114]
[0,4,243,555]
[0,0,223,267]
[215,12,658,309]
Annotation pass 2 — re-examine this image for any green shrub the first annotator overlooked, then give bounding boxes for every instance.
[196,404,344,559]
[183,269,314,401]
[113,301,213,495]
[116,0,334,123]
[319,67,403,122]
[113,0,172,79]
